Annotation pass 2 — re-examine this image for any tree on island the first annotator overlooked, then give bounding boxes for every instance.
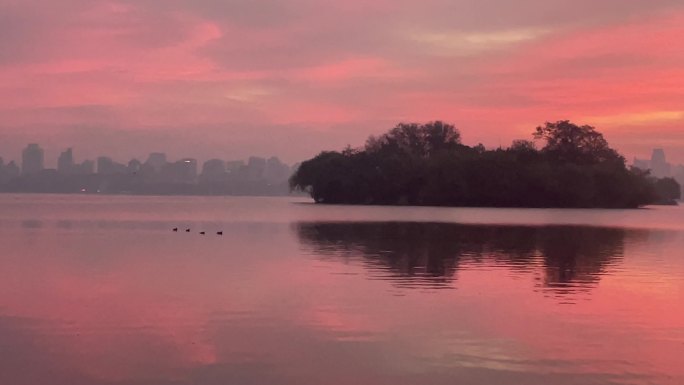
[290,120,680,208]
[365,121,463,158]
[533,121,623,164]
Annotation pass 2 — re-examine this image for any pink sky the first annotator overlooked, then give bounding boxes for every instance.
[0,0,683,165]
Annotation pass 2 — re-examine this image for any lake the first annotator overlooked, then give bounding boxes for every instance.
[0,194,682,385]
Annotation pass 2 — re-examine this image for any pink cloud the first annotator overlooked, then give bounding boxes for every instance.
[0,0,683,164]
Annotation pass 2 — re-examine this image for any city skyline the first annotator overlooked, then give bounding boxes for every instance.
[0,139,679,174]
[1,1,683,165]
[0,142,295,196]
[0,142,297,174]
[634,148,684,186]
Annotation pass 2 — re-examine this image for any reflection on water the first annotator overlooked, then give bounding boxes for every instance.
[296,222,640,299]
[0,195,682,385]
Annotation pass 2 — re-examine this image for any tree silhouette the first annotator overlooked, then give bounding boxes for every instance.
[290,120,677,208]
[533,120,623,165]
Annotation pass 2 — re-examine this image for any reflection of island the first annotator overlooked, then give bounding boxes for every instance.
[295,222,641,295]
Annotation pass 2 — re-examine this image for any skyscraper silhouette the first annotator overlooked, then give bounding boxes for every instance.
[145,153,167,173]
[57,148,74,174]
[650,149,670,178]
[22,144,44,175]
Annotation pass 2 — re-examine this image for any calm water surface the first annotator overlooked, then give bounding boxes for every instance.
[0,194,682,385]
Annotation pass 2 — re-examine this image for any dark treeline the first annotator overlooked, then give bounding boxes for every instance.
[290,120,681,208]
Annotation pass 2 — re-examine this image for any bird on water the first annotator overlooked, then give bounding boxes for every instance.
[172,227,178,232]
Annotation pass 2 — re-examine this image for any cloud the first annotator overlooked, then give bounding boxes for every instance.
[407,28,551,56]
[1,0,684,164]
[588,111,684,126]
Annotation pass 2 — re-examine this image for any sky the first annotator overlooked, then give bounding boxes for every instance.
[0,0,683,166]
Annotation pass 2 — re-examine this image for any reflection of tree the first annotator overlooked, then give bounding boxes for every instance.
[295,222,640,296]
[533,227,650,301]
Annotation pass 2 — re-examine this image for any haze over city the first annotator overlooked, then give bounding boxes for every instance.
[1,0,683,165]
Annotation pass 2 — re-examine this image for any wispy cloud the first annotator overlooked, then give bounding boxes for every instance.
[408,27,551,56]
[588,111,684,126]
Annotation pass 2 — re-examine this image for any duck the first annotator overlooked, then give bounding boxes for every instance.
[172,227,178,232]
[217,231,223,235]
[199,231,206,235]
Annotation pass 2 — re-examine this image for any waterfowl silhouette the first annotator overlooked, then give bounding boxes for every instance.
[185,228,191,232]
[199,231,206,235]
[172,227,178,232]
[217,231,223,235]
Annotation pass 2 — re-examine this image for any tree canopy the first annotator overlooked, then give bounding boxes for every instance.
[534,120,624,164]
[365,121,462,158]
[290,120,679,208]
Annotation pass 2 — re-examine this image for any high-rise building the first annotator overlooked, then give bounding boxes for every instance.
[21,143,44,175]
[97,157,126,175]
[145,153,167,173]
[247,156,266,181]
[226,160,245,174]
[127,159,142,174]
[264,157,290,183]
[650,149,671,178]
[5,161,20,178]
[97,157,113,175]
[201,159,226,182]
[57,148,75,175]
[177,158,198,183]
[79,160,95,175]
[162,158,198,183]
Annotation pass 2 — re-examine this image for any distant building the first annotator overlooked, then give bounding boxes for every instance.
[633,149,673,177]
[5,161,20,179]
[127,159,142,174]
[633,149,684,188]
[57,148,75,174]
[178,158,198,182]
[162,158,198,183]
[22,143,44,175]
[264,157,290,184]
[247,156,266,181]
[145,153,167,173]
[650,148,671,178]
[97,157,113,174]
[78,160,95,175]
[97,157,127,175]
[201,159,227,182]
[226,160,245,174]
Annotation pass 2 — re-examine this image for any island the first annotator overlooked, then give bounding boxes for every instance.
[290,120,681,208]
